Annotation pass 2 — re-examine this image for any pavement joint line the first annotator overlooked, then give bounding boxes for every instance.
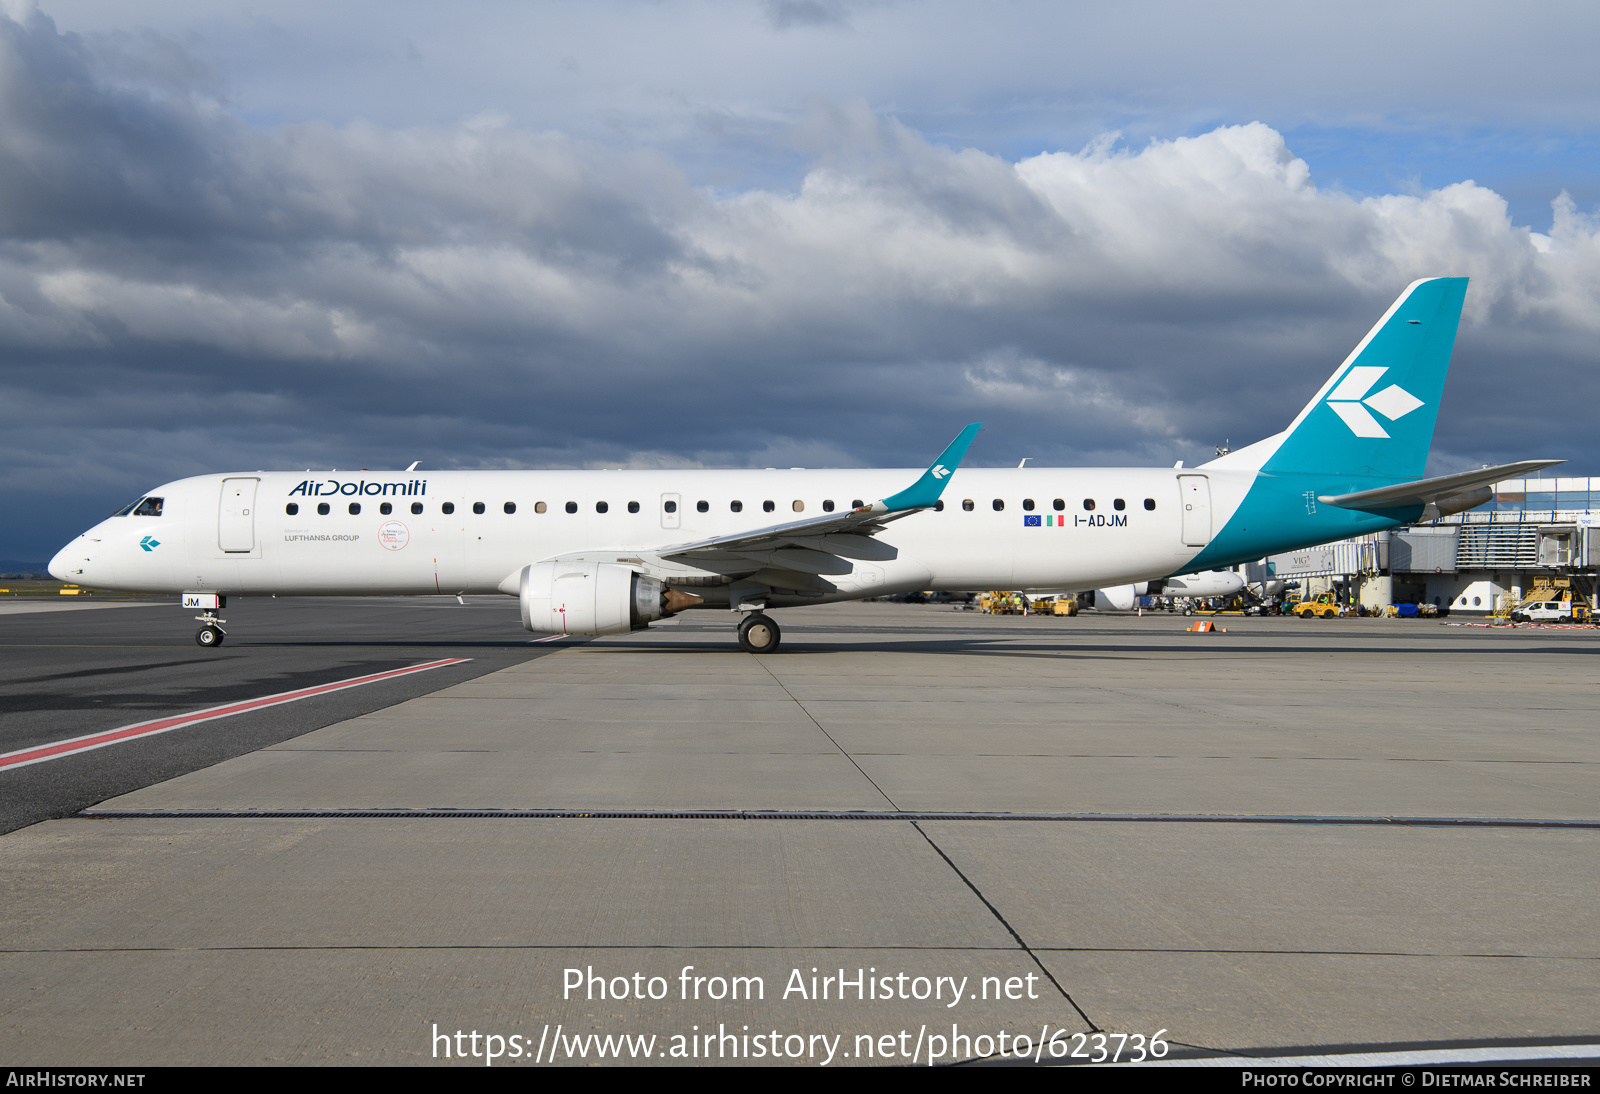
[72,809,1600,828]
[753,658,898,811]
[647,650,1099,1039]
[908,818,1100,1033]
[0,944,1050,954]
[0,657,473,772]
[6,945,1592,959]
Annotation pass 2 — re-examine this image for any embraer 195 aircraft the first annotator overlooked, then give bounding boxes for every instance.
[50,278,1556,653]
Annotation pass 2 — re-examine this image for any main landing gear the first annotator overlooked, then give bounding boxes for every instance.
[737,613,781,654]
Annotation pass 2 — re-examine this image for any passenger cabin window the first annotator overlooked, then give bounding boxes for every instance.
[132,497,164,517]
[852,499,864,509]
[992,499,1004,511]
[731,500,743,512]
[412,502,424,515]
[380,502,392,515]
[317,503,330,515]
[628,501,639,513]
[442,502,455,514]
[596,501,609,513]
[504,502,516,514]
[565,501,577,514]
[664,500,678,513]
[962,499,974,511]
[285,503,299,516]
[763,500,775,513]
[1053,499,1065,511]
[535,502,547,513]
[696,500,709,513]
[1083,499,1095,511]
[822,500,835,512]
[792,500,804,512]
[1022,499,1035,511]
[935,500,944,512]
[473,502,486,514]
[1113,498,1126,511]
[1144,498,1156,510]
[349,502,361,515]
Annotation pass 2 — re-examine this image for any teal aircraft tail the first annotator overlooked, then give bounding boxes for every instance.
[1261,277,1468,482]
[1187,278,1475,568]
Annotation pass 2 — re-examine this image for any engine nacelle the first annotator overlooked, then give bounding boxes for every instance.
[1419,487,1493,522]
[517,561,666,635]
[1095,585,1138,611]
[1160,570,1244,597]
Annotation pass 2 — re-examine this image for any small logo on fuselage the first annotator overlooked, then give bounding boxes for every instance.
[139,536,160,551]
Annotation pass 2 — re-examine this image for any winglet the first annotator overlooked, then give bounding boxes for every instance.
[876,423,982,513]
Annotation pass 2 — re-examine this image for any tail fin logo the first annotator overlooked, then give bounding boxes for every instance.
[1325,366,1424,439]
[931,464,951,479]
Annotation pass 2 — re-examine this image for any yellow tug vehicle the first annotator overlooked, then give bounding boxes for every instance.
[1292,592,1346,619]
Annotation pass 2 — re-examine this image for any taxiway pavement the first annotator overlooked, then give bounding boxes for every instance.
[1,601,1595,1065]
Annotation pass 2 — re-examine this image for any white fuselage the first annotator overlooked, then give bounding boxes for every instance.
[52,466,1255,605]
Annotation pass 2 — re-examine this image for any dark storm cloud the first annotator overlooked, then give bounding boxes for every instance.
[2,7,1598,561]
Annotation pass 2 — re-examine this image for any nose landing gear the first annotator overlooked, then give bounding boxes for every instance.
[737,613,781,654]
[186,593,228,648]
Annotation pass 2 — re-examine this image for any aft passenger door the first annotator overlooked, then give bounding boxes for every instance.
[1178,475,1211,547]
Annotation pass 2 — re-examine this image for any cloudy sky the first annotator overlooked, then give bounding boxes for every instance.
[3,0,1598,562]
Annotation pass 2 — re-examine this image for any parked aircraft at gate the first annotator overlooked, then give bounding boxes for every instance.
[50,278,1557,652]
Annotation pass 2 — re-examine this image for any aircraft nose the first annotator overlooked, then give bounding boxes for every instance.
[48,541,83,582]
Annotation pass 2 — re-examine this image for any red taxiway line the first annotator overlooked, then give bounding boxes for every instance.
[0,657,473,773]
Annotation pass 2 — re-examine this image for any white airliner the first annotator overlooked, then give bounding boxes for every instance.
[50,278,1555,652]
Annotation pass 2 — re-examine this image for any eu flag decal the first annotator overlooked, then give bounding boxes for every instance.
[1023,515,1041,527]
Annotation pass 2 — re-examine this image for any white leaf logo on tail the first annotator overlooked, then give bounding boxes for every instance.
[931,465,950,479]
[1325,366,1423,439]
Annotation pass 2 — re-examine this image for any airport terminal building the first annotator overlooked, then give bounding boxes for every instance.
[1253,475,1600,615]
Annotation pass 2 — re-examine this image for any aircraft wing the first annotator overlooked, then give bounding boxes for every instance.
[1317,459,1564,511]
[658,423,981,577]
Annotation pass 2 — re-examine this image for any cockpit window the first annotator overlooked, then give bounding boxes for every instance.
[131,497,164,517]
[110,498,141,517]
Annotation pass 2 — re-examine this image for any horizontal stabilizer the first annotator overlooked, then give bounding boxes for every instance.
[1317,460,1564,511]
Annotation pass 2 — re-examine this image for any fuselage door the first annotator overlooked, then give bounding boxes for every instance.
[1178,474,1211,547]
[660,492,680,530]
[219,478,259,553]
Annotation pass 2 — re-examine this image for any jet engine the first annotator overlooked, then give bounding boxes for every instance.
[1096,570,1245,609]
[517,561,695,635]
[1418,487,1493,522]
